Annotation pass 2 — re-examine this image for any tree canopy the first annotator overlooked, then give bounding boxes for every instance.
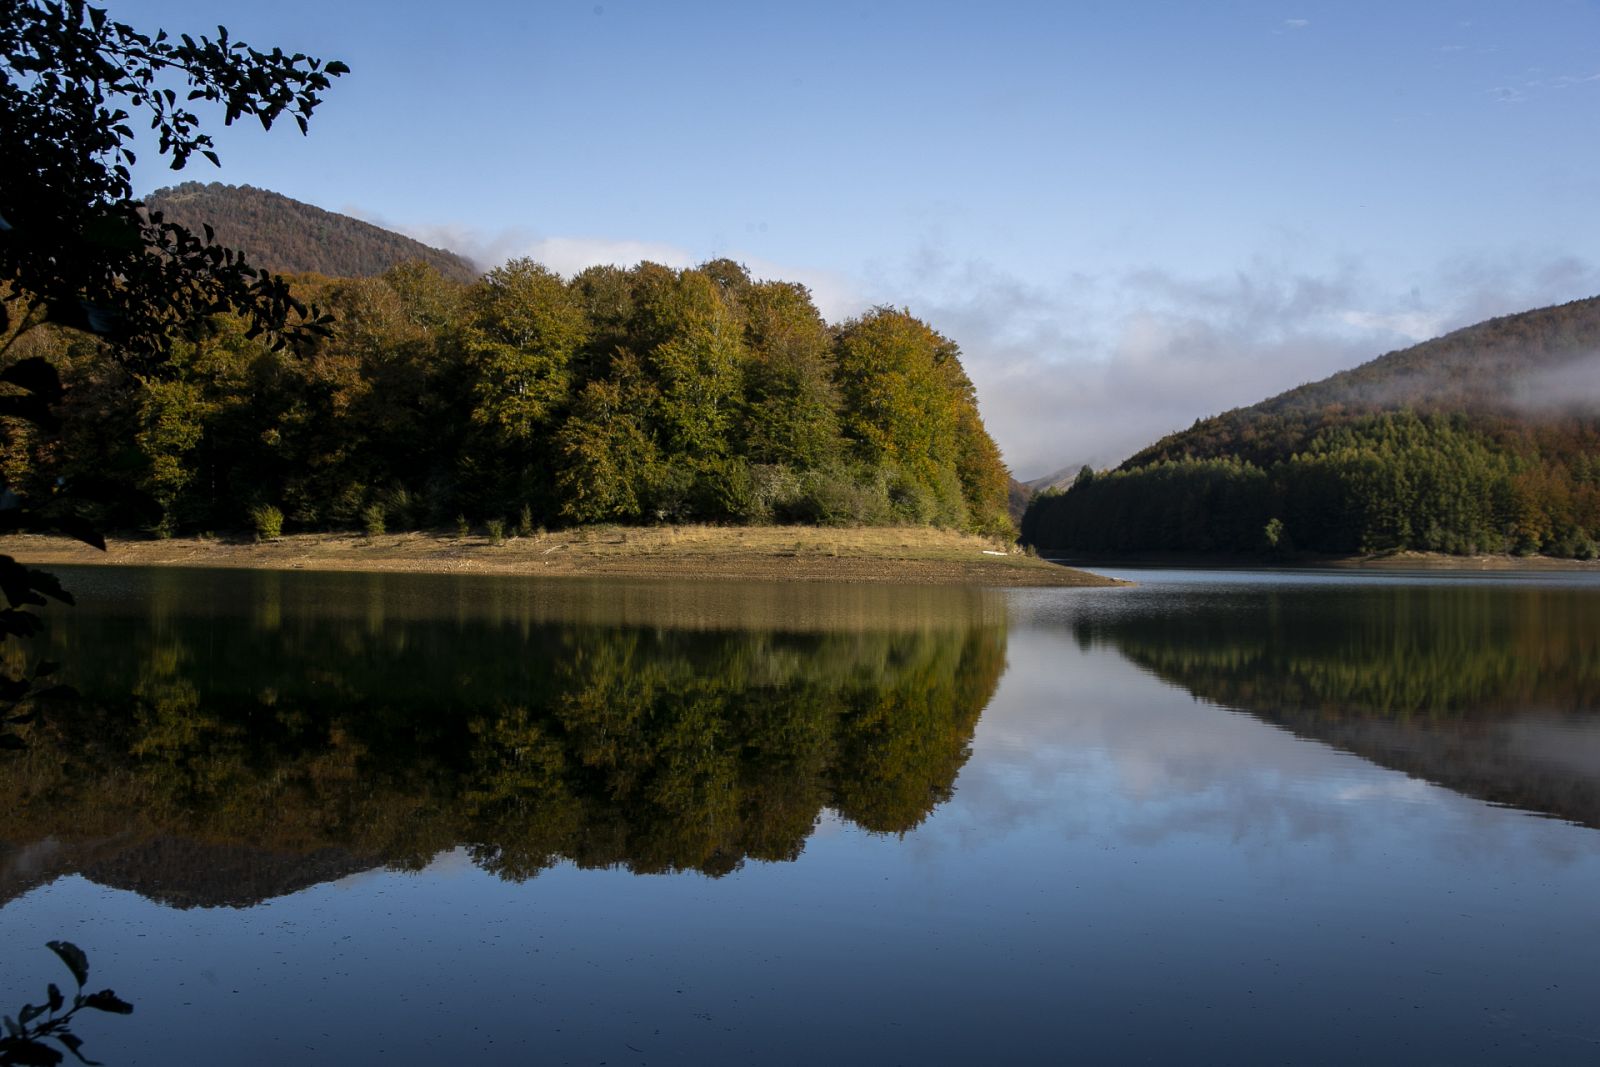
[5,257,1017,537]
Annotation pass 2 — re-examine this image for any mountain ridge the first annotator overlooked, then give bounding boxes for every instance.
[1124,294,1600,470]
[144,182,480,283]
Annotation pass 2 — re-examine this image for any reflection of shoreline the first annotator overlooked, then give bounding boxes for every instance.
[0,574,1008,907]
[1081,583,1600,830]
[41,564,1015,633]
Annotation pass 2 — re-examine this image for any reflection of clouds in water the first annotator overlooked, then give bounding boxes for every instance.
[422,847,479,876]
[1332,778,1439,804]
[939,627,1595,869]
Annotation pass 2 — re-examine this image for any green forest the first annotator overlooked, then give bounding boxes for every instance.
[1024,296,1600,558]
[1,257,1015,538]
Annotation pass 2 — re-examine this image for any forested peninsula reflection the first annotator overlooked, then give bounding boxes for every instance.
[1078,580,1600,827]
[1,570,1006,906]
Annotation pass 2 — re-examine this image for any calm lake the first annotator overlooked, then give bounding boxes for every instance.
[2,565,1598,1064]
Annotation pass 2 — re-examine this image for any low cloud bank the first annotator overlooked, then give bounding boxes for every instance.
[878,253,1600,479]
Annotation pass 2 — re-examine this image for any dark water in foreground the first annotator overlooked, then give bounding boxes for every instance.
[2,566,1598,1064]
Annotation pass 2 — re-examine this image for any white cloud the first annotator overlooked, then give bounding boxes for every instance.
[1283,18,1309,30]
[1340,309,1448,341]
[732,255,871,324]
[348,210,872,323]
[518,235,697,275]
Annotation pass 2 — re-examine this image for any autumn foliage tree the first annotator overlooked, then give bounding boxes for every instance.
[8,258,1018,537]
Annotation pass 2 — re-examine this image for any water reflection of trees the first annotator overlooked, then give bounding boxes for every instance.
[1083,584,1600,718]
[1,580,1005,902]
[1079,583,1600,826]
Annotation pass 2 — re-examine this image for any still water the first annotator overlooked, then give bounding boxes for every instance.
[2,566,1598,1064]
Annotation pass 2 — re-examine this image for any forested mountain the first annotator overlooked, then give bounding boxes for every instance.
[1023,296,1600,558]
[2,257,1015,536]
[144,182,480,283]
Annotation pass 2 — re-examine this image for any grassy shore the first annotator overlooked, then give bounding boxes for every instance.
[0,525,1123,587]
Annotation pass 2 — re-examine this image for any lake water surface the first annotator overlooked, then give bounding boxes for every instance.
[2,566,1598,1064]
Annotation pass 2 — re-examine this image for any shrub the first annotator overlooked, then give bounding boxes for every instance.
[250,504,284,541]
[456,513,470,538]
[788,465,894,526]
[330,483,367,526]
[748,464,802,523]
[517,504,535,538]
[362,503,386,538]
[382,487,417,529]
[486,518,506,546]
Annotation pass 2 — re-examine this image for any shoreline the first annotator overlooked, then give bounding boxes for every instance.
[1040,548,1600,572]
[0,527,1124,588]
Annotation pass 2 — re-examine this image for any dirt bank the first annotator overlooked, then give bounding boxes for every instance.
[0,526,1124,587]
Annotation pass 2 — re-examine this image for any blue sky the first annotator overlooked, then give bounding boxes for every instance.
[119,0,1600,477]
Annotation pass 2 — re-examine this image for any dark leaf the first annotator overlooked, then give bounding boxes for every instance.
[20,569,73,607]
[80,992,132,1016]
[46,517,107,552]
[45,943,88,989]
[0,359,64,402]
[0,1037,65,1065]
[54,1032,100,1066]
[0,610,43,638]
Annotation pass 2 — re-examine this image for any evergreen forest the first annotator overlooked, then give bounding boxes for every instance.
[1,257,1015,538]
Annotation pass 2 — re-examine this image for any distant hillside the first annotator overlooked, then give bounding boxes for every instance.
[144,182,479,283]
[1023,296,1600,558]
[1126,295,1600,470]
[1024,463,1083,495]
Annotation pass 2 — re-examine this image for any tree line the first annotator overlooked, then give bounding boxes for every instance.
[1,258,1014,537]
[1023,411,1600,558]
